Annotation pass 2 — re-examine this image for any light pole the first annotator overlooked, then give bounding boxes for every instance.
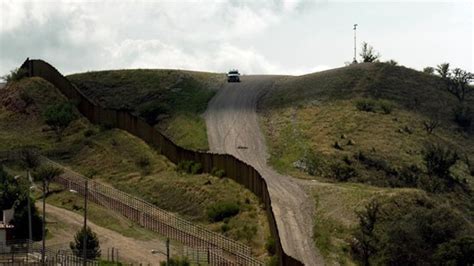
[353,24,358,63]
[69,180,88,265]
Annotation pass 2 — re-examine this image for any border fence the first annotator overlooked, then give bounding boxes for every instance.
[20,58,304,266]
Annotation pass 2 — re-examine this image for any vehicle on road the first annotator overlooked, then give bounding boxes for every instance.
[227,70,240,82]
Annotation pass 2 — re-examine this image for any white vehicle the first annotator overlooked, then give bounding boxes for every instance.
[227,70,240,82]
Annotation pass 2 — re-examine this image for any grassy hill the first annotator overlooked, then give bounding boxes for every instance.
[259,62,474,264]
[68,69,224,151]
[0,77,270,259]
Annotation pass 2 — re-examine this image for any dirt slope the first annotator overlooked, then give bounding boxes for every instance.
[41,203,167,264]
[205,76,323,265]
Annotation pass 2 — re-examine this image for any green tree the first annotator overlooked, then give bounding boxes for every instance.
[1,68,28,83]
[70,226,101,260]
[423,144,458,188]
[436,63,450,79]
[0,165,43,240]
[43,103,77,141]
[447,68,474,102]
[32,165,63,195]
[352,199,380,265]
[359,42,380,63]
[434,237,474,265]
[423,66,435,74]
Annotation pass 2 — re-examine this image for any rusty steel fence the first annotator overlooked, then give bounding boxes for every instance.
[19,58,304,266]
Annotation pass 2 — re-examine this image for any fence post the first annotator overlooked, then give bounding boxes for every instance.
[166,238,170,266]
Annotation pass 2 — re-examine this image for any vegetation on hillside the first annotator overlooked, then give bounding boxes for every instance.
[68,69,224,150]
[0,77,270,258]
[260,62,474,263]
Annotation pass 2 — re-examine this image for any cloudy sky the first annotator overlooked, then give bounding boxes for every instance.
[0,0,472,76]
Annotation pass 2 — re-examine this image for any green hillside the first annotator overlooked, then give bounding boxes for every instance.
[260,62,474,264]
[0,77,270,259]
[68,69,224,151]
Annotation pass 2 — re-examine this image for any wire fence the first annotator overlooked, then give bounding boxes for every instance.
[42,157,262,266]
[0,240,107,265]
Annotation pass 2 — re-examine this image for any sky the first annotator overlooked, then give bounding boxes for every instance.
[0,0,473,76]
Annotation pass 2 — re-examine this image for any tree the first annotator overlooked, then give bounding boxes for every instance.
[32,165,63,195]
[70,226,101,260]
[386,59,398,66]
[0,165,43,240]
[446,68,474,102]
[436,63,450,79]
[434,237,474,265]
[352,199,380,265]
[1,68,28,83]
[360,42,380,63]
[43,103,76,141]
[423,144,459,191]
[423,67,435,75]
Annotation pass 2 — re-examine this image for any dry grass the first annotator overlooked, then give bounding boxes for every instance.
[260,62,474,263]
[0,77,270,258]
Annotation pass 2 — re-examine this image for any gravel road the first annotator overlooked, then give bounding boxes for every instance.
[205,76,323,265]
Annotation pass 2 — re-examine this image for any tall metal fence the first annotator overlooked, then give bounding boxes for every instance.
[20,58,304,266]
[43,158,259,265]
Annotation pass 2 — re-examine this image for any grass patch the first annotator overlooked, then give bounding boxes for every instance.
[68,69,224,151]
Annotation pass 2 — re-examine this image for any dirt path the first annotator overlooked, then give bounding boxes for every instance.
[40,202,167,265]
[205,76,323,265]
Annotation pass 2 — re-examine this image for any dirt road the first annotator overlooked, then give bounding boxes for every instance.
[205,76,323,265]
[40,203,167,264]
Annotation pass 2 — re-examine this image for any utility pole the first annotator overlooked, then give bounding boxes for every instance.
[42,180,46,264]
[83,180,88,265]
[353,24,358,63]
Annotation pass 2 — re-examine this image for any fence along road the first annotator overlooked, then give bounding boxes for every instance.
[20,58,304,265]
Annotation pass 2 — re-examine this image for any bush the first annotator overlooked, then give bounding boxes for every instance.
[177,160,202,175]
[19,90,34,106]
[355,99,377,112]
[265,237,276,255]
[422,144,459,192]
[330,162,357,181]
[137,101,170,125]
[207,201,240,222]
[423,67,435,75]
[83,128,97,138]
[43,103,77,141]
[136,155,151,168]
[70,226,101,259]
[453,105,472,132]
[379,100,394,114]
[160,256,190,266]
[2,68,28,83]
[211,167,225,178]
[302,150,325,176]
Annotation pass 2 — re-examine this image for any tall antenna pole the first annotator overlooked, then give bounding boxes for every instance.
[353,24,358,63]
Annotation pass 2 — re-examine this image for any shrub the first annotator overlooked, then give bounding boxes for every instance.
[69,226,101,259]
[19,90,34,106]
[302,150,325,176]
[453,105,472,131]
[379,100,394,114]
[43,103,77,141]
[207,202,240,222]
[211,167,226,178]
[177,160,202,174]
[423,67,435,75]
[136,155,151,168]
[423,119,439,134]
[190,162,202,174]
[386,59,398,66]
[137,101,170,125]
[83,128,96,138]
[330,162,357,181]
[2,68,28,83]
[422,144,459,191]
[355,99,377,112]
[265,237,276,255]
[159,256,190,266]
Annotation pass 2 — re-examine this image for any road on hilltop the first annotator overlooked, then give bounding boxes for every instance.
[205,75,324,265]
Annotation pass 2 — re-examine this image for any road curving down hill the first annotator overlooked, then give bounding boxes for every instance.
[205,76,323,265]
